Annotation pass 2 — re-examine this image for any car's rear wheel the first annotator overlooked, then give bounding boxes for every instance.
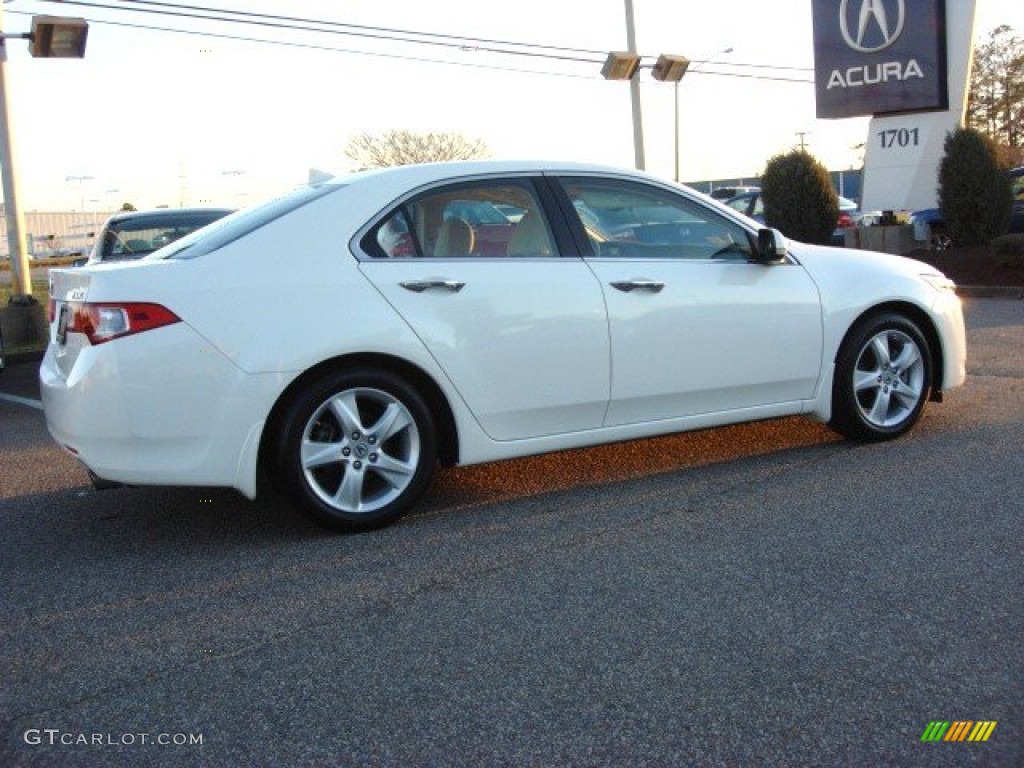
[830,313,932,441]
[274,369,436,532]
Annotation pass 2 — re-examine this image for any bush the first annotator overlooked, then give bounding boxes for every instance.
[991,234,1024,267]
[937,128,1013,246]
[760,150,838,245]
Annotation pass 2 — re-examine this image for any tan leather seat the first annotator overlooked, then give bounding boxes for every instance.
[507,212,553,257]
[434,218,475,257]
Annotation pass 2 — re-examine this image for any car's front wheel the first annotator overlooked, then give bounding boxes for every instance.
[830,313,932,441]
[274,369,436,532]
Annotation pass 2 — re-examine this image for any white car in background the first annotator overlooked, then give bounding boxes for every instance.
[41,161,966,532]
[85,207,235,265]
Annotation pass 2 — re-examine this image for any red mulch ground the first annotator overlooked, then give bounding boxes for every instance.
[907,244,1024,287]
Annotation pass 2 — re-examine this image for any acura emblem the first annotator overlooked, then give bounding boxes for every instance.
[839,0,906,53]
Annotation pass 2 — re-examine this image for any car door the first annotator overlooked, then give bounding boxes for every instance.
[357,176,610,441]
[555,175,823,427]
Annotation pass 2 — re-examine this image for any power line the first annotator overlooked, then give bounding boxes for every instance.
[7,9,602,80]
[121,0,612,57]
[39,0,609,64]
[26,0,815,82]
[686,68,813,84]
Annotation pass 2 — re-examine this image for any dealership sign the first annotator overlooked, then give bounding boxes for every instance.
[812,0,948,119]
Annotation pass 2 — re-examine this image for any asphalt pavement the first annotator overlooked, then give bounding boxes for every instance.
[1,298,1021,767]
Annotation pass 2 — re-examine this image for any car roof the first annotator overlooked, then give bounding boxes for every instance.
[104,207,235,225]
[723,191,758,202]
[326,160,672,189]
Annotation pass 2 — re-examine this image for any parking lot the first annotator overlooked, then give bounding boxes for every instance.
[1,298,1021,767]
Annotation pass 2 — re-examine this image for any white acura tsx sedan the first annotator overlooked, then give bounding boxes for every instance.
[41,161,966,532]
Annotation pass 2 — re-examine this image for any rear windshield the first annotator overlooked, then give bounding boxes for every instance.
[100,210,231,260]
[159,183,342,261]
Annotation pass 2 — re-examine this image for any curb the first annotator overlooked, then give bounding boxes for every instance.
[956,285,1023,300]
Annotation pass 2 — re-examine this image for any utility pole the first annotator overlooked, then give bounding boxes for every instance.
[0,4,32,298]
[624,0,645,170]
[794,131,810,151]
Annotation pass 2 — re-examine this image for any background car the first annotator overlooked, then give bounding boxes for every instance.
[724,191,860,246]
[709,185,760,200]
[1010,166,1024,234]
[85,207,235,265]
[42,161,965,533]
[910,166,1024,249]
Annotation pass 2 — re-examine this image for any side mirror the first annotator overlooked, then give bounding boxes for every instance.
[755,228,788,264]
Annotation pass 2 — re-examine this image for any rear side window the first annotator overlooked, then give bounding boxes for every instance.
[162,184,341,260]
[362,180,557,259]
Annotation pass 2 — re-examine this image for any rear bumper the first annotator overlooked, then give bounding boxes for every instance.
[40,323,286,496]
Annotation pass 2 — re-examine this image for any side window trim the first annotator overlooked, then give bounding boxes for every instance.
[533,176,582,259]
[540,175,594,258]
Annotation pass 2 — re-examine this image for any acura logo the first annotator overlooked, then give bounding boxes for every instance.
[839,0,906,53]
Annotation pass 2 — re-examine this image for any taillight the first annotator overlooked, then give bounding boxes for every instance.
[67,302,181,345]
[838,213,853,228]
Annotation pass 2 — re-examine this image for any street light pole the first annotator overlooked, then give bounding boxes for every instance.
[65,174,94,212]
[674,82,680,182]
[1,11,88,301]
[673,47,732,184]
[0,4,32,297]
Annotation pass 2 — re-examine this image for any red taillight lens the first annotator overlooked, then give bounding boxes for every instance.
[838,213,853,228]
[67,302,181,345]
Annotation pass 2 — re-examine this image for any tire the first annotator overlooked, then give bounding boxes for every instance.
[929,224,952,252]
[274,368,436,532]
[830,313,932,442]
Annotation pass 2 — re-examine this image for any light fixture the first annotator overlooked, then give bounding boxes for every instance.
[652,54,690,83]
[30,16,89,59]
[601,51,641,81]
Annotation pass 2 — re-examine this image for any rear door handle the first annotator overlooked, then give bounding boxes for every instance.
[400,280,466,293]
[610,280,665,293]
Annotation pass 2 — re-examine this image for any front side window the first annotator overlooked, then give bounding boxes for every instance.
[363,180,557,259]
[562,177,755,261]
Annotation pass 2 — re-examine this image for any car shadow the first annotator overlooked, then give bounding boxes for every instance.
[3,416,841,557]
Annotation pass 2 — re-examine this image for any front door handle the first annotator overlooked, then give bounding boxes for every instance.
[400,280,466,293]
[610,280,665,293]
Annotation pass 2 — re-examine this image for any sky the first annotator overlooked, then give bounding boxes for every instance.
[2,0,1022,212]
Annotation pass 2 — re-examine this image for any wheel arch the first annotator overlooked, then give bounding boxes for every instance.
[836,301,946,402]
[258,353,460,485]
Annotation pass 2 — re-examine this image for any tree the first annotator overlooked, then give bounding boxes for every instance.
[344,130,489,170]
[759,150,838,245]
[119,202,137,212]
[937,128,1013,246]
[967,25,1024,167]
